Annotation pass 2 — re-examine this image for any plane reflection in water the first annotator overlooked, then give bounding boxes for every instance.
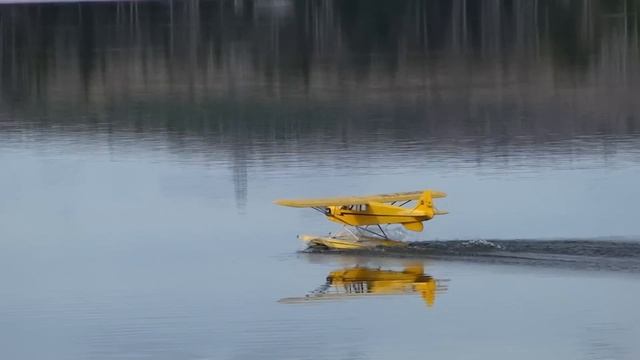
[279,264,448,308]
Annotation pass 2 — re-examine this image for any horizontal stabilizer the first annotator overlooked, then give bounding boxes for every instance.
[431,191,447,199]
[402,222,424,232]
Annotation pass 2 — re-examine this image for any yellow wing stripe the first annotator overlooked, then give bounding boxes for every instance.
[274,190,446,208]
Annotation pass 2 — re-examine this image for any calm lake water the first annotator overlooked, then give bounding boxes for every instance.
[1,1,640,359]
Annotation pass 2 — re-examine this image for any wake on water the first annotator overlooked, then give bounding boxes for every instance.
[304,237,640,273]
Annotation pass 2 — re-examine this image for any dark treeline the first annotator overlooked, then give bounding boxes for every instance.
[0,0,639,148]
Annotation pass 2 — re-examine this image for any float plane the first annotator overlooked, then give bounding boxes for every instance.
[275,189,447,250]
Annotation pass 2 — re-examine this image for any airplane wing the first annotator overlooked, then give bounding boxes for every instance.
[274,190,446,208]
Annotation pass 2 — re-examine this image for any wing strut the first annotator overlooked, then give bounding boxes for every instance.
[354,225,389,240]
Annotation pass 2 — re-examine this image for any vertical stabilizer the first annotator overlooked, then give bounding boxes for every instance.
[414,190,435,218]
[414,190,447,217]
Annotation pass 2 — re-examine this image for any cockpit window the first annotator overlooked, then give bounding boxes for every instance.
[340,205,368,211]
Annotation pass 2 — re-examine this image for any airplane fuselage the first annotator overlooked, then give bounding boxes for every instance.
[325,201,435,232]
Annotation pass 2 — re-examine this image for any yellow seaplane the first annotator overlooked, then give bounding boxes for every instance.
[275,189,447,250]
[278,264,448,308]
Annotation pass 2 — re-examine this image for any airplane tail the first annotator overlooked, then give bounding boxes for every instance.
[414,190,448,217]
[401,190,447,232]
